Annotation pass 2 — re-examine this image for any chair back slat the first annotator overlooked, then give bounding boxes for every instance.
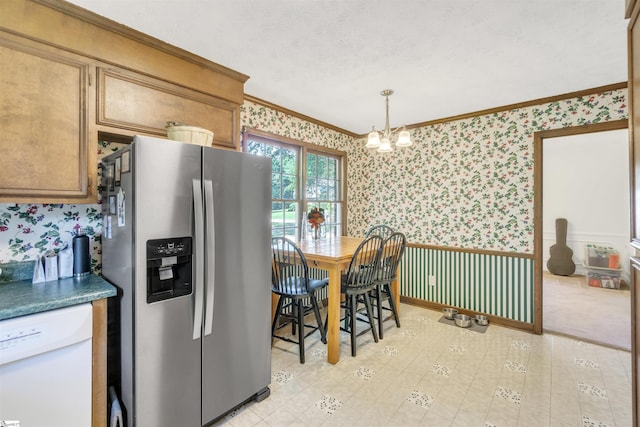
[344,235,383,290]
[364,224,394,239]
[378,232,407,283]
[271,237,311,295]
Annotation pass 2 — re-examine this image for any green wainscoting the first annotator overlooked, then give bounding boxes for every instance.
[400,246,535,323]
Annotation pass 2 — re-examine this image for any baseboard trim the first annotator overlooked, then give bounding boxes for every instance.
[400,296,536,333]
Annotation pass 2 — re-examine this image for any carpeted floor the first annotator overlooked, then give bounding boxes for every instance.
[543,270,631,350]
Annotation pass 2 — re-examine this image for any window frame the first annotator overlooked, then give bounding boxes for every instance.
[241,127,348,237]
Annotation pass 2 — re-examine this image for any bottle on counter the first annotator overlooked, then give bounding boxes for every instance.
[72,229,91,278]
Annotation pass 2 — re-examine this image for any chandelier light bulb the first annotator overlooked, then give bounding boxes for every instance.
[395,129,413,147]
[366,129,381,148]
[377,137,393,153]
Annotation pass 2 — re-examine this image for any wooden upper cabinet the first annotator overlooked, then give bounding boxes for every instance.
[0,0,247,203]
[0,31,96,203]
[97,68,239,149]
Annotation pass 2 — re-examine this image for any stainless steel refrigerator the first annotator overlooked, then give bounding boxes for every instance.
[100,135,271,427]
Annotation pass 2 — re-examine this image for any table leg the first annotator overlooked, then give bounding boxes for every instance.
[392,266,401,316]
[326,266,341,364]
[271,293,279,323]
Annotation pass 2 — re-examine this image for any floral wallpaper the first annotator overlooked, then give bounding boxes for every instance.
[245,90,627,253]
[0,89,628,269]
[241,102,352,151]
[355,92,627,252]
[0,141,125,270]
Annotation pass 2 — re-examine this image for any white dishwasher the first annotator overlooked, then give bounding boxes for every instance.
[0,303,93,426]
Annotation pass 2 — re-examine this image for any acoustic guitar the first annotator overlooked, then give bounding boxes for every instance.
[547,217,576,276]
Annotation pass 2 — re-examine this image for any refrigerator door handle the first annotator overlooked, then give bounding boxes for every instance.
[192,179,205,340]
[203,179,215,336]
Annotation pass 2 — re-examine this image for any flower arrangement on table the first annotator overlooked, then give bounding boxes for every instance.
[307,207,325,239]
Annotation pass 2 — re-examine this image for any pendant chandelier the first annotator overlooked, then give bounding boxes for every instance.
[365,89,413,153]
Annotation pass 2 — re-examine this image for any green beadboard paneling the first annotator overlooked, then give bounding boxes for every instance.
[400,246,534,323]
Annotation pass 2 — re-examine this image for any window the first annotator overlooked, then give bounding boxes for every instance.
[243,129,346,239]
[305,151,341,238]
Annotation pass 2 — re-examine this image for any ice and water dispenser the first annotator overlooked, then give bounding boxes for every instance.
[146,237,193,303]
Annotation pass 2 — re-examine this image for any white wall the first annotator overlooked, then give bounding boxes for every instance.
[543,129,630,282]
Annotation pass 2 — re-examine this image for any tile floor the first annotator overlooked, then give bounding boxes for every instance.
[213,303,632,427]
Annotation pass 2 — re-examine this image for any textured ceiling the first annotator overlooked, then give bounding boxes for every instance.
[66,0,628,135]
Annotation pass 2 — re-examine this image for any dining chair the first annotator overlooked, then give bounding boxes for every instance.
[338,234,384,357]
[271,237,328,363]
[364,224,394,240]
[372,232,406,339]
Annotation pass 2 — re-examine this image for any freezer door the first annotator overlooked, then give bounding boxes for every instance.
[131,136,203,427]
[100,144,135,418]
[201,147,272,424]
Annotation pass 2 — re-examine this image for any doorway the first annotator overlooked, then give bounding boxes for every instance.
[533,120,630,349]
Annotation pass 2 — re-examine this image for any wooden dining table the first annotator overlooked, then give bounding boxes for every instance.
[296,235,401,364]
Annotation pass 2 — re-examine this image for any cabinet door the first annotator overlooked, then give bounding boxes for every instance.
[0,32,96,203]
[97,68,240,149]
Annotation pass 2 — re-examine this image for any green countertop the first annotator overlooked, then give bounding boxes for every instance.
[0,274,117,321]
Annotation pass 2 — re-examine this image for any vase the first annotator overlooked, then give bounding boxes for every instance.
[313,227,319,240]
[299,218,308,241]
